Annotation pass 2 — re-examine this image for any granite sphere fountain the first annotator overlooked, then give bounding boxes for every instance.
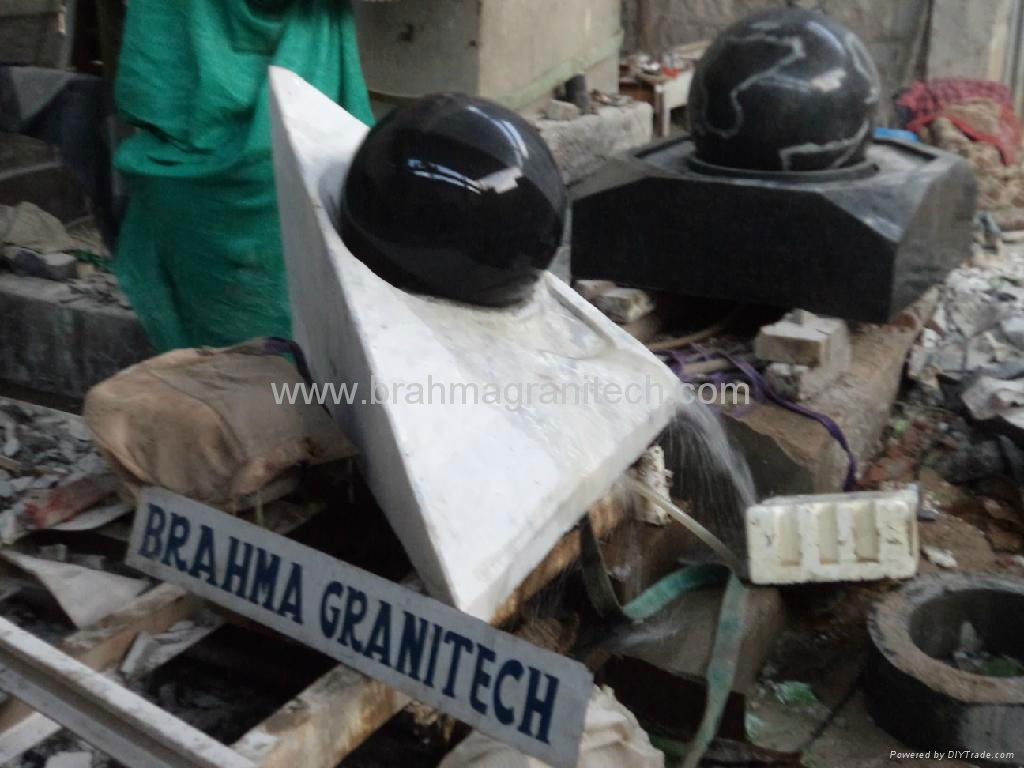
[268,69,684,620]
[572,8,977,323]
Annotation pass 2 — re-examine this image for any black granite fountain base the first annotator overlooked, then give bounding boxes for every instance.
[571,138,977,323]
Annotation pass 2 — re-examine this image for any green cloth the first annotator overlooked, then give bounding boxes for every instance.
[114,0,373,352]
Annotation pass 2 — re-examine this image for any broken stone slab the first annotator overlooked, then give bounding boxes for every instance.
[747,487,919,585]
[962,376,1024,422]
[0,274,152,399]
[543,99,581,121]
[754,312,850,368]
[0,550,148,628]
[269,68,680,620]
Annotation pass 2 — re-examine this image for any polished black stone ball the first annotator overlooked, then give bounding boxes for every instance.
[339,93,568,307]
[688,8,881,172]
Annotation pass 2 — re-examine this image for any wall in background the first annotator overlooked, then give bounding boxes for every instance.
[621,0,1009,124]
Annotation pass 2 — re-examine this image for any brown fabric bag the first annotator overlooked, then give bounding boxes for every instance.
[83,339,355,510]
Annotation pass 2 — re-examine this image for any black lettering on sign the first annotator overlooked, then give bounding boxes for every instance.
[189,524,218,586]
[249,549,282,610]
[339,588,368,652]
[396,611,429,682]
[162,513,191,570]
[470,644,496,715]
[277,563,303,625]
[519,668,560,745]
[320,581,344,638]
[363,601,392,667]
[423,623,443,688]
[441,631,474,698]
[139,504,167,559]
[494,659,524,726]
[222,537,254,597]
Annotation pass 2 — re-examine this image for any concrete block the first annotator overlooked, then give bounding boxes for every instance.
[754,311,850,368]
[536,102,653,184]
[0,274,152,400]
[592,286,655,324]
[747,487,919,585]
[543,99,581,121]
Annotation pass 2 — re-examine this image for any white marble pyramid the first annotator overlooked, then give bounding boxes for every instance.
[268,68,680,620]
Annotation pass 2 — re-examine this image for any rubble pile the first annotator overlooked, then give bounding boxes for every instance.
[0,398,109,521]
[908,244,1024,441]
[63,271,132,309]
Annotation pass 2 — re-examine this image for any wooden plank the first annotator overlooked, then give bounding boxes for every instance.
[236,497,629,768]
[490,498,627,627]
[234,667,409,768]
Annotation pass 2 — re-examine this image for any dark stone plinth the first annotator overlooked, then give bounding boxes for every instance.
[570,138,977,323]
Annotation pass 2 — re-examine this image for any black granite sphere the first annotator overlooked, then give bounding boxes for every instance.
[688,8,881,172]
[339,93,568,307]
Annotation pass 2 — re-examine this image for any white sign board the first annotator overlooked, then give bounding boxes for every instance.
[127,488,592,768]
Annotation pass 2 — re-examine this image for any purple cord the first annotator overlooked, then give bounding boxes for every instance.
[664,347,858,491]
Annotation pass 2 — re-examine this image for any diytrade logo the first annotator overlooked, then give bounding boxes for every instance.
[889,751,1017,762]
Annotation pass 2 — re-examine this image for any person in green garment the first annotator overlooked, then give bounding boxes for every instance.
[113,0,375,353]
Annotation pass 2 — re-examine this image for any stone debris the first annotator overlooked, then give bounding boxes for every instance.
[120,618,221,681]
[629,445,671,526]
[908,244,1024,389]
[922,544,958,569]
[543,99,581,121]
[0,397,111,542]
[63,270,132,309]
[591,286,656,324]
[533,100,653,184]
[44,752,92,768]
[20,473,117,530]
[0,202,78,255]
[756,311,852,402]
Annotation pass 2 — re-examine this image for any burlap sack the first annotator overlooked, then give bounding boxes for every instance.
[83,339,354,510]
